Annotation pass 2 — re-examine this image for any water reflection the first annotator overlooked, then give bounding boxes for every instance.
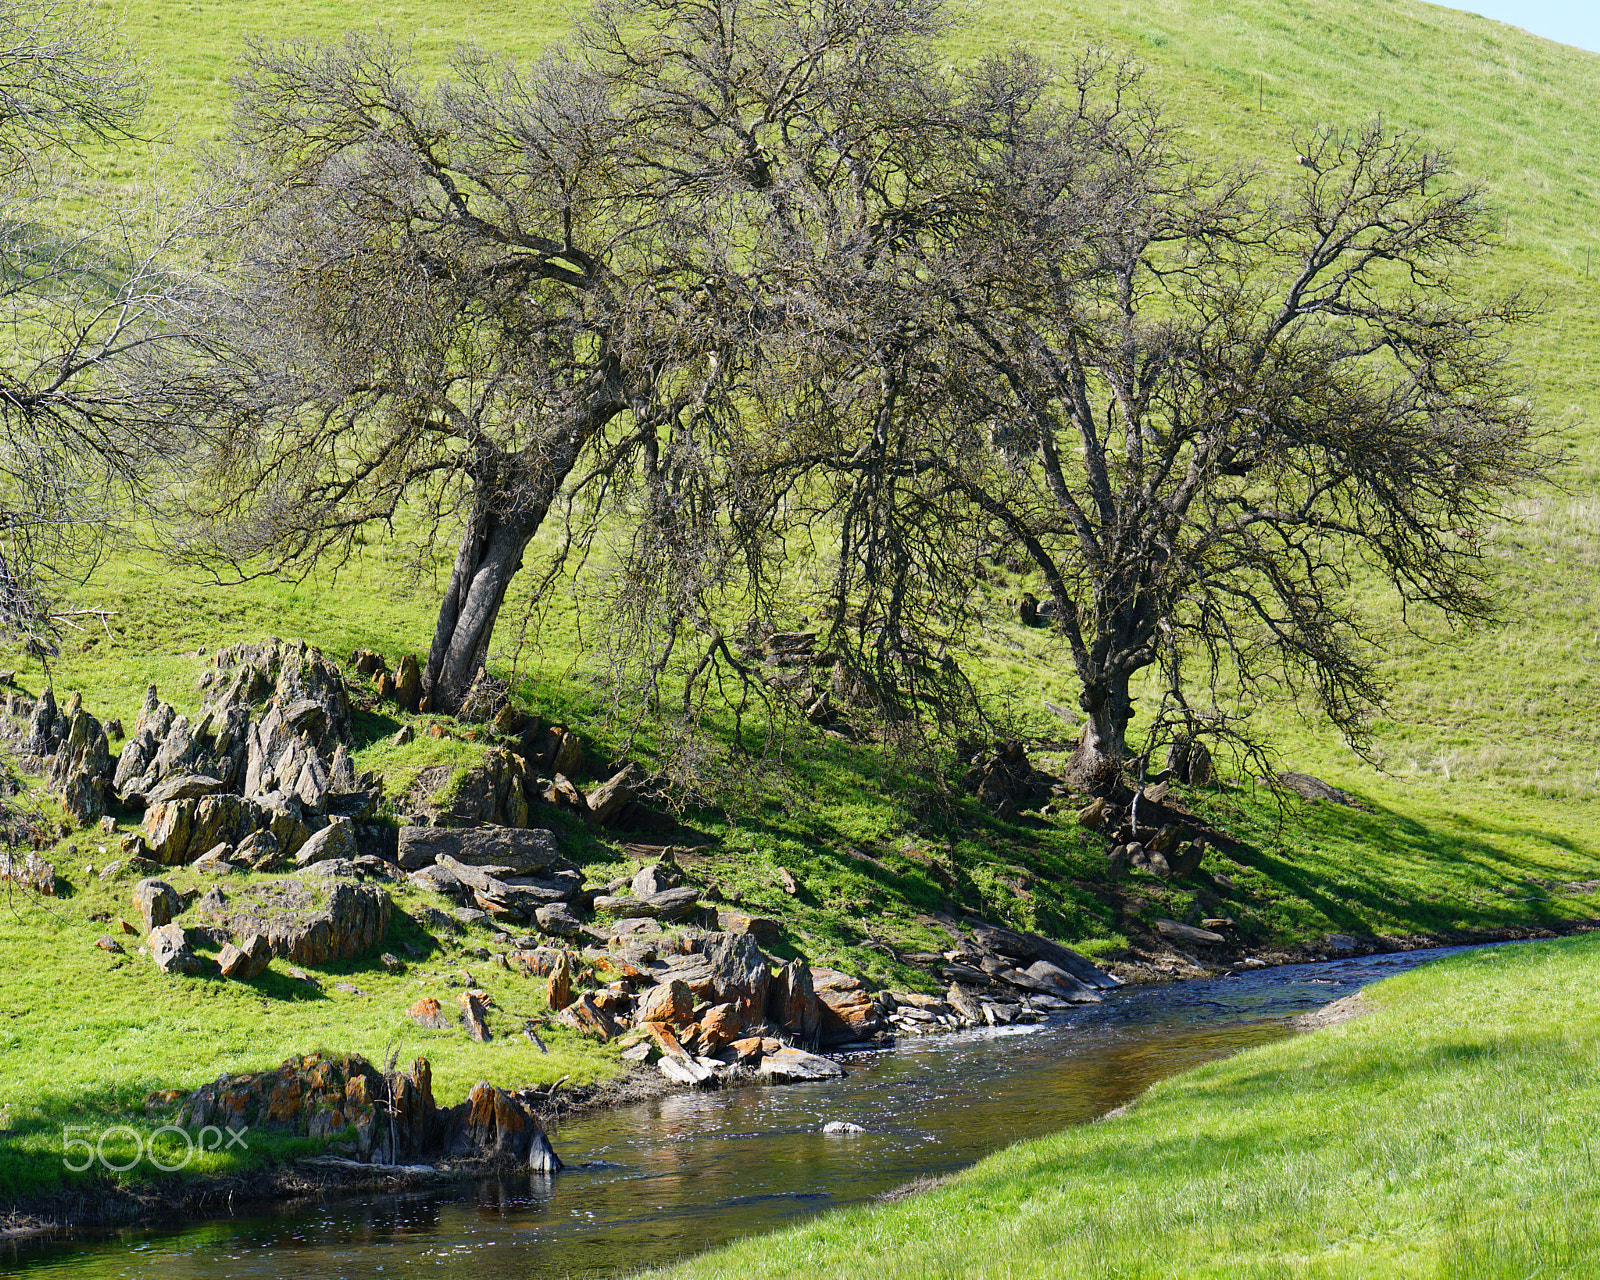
[7,944,1482,1279]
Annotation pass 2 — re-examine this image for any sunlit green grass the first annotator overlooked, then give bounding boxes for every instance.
[659,932,1600,1279]
[6,0,1596,1218]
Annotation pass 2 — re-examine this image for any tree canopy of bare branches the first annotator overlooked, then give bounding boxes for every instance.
[182,0,1542,772]
[751,52,1545,787]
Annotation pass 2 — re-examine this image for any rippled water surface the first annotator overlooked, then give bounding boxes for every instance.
[7,944,1478,1278]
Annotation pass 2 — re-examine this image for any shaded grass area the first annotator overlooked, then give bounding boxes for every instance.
[658,932,1600,1278]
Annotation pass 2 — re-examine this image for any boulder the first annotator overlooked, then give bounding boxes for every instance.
[945,984,985,1023]
[546,951,573,1011]
[132,878,180,931]
[543,773,590,818]
[396,825,570,874]
[588,762,649,826]
[631,858,681,898]
[696,1002,745,1050]
[459,990,492,1042]
[706,932,770,1023]
[394,654,422,713]
[534,903,582,936]
[557,992,620,1041]
[293,817,356,867]
[348,648,387,677]
[452,1081,562,1172]
[717,911,782,946]
[148,923,205,975]
[754,1046,847,1084]
[217,933,272,980]
[637,979,694,1028]
[1155,918,1225,945]
[509,947,565,978]
[592,894,648,918]
[812,968,888,1045]
[147,773,227,807]
[41,696,113,824]
[192,843,244,875]
[144,793,264,866]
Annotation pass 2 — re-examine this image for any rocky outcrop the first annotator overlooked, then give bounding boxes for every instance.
[96,641,381,864]
[191,877,391,965]
[171,1053,564,1175]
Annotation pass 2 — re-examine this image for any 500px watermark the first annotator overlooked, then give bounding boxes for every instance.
[62,1124,248,1172]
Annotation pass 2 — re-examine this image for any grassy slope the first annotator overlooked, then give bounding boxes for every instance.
[3,0,1594,1212]
[660,933,1600,1279]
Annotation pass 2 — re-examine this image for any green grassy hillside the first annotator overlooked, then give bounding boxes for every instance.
[1,0,1593,1218]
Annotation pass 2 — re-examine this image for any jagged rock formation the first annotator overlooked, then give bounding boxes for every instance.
[98,641,380,865]
[22,690,112,823]
[167,1053,562,1171]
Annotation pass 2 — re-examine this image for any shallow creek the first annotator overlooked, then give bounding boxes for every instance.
[10,943,1483,1278]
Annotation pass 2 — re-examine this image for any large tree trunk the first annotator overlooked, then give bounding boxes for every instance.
[1067,671,1133,794]
[422,498,545,716]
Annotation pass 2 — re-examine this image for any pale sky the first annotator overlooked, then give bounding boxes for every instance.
[1441,1,1600,53]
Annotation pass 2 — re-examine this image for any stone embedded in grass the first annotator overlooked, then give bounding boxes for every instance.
[148,922,206,975]
[459,989,492,1041]
[546,951,574,1011]
[94,934,124,954]
[407,996,455,1030]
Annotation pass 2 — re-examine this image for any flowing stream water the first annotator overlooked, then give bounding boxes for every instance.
[7,943,1483,1279]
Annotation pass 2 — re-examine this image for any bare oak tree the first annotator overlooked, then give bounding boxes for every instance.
[178,0,951,716]
[768,52,1544,787]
